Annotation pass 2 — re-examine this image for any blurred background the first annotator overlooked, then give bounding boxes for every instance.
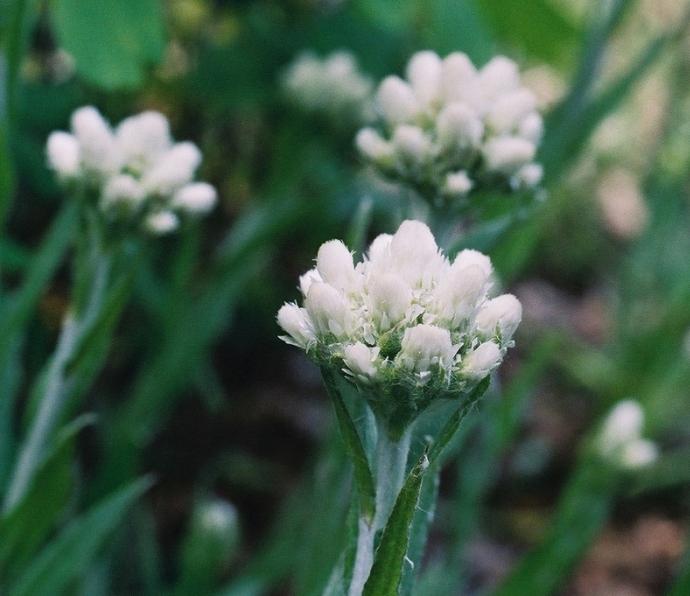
[1,0,690,594]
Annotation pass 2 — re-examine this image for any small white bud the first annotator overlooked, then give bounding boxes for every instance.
[474,294,522,341]
[479,56,520,100]
[46,132,81,179]
[436,102,484,149]
[463,341,502,379]
[599,400,644,455]
[399,324,456,373]
[518,112,544,143]
[367,233,392,263]
[172,182,217,215]
[405,50,442,106]
[515,163,543,188]
[116,111,171,171]
[368,273,412,330]
[390,220,439,286]
[376,76,421,124]
[299,268,322,297]
[433,264,489,327]
[142,141,202,195]
[101,174,146,210]
[453,249,493,278]
[277,303,316,349]
[71,106,120,175]
[620,439,658,469]
[356,128,394,164]
[441,52,479,105]
[483,136,536,173]
[443,171,473,196]
[392,125,432,164]
[145,210,179,235]
[316,239,357,293]
[343,342,379,379]
[487,89,536,134]
[305,282,353,339]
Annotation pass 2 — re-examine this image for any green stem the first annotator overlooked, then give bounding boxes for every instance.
[3,242,111,512]
[348,424,412,596]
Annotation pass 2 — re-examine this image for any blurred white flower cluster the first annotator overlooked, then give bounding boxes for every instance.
[598,400,658,469]
[46,106,217,235]
[282,50,374,124]
[356,50,544,203]
[278,220,521,428]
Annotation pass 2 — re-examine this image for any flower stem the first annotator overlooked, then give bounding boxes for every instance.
[2,240,111,512]
[348,424,412,596]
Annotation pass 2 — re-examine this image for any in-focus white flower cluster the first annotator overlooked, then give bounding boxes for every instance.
[278,220,521,430]
[356,50,543,203]
[282,50,374,124]
[46,106,217,235]
[598,400,658,469]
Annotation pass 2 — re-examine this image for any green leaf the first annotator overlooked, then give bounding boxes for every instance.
[0,415,93,582]
[322,368,376,522]
[362,454,426,596]
[9,476,152,596]
[346,196,373,258]
[52,0,165,89]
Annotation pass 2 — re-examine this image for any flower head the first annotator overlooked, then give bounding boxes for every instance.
[598,400,658,469]
[282,50,374,123]
[278,219,520,434]
[357,51,543,204]
[46,106,216,235]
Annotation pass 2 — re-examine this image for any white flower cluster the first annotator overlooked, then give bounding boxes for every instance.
[46,106,217,235]
[356,51,543,203]
[282,50,374,123]
[598,400,658,469]
[278,220,521,428]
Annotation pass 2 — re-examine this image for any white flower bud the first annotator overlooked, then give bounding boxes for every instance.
[453,249,493,278]
[463,341,502,379]
[305,282,353,339]
[299,268,322,297]
[390,220,439,286]
[479,56,520,100]
[101,174,146,210]
[46,132,81,179]
[399,324,456,373]
[483,136,536,173]
[142,141,202,195]
[277,303,316,349]
[368,273,412,330]
[433,264,489,327]
[116,111,171,171]
[356,128,394,164]
[172,182,217,215]
[487,89,536,134]
[376,76,421,124]
[515,163,543,188]
[620,439,658,469]
[518,112,544,143]
[145,210,179,235]
[474,294,522,341]
[406,50,442,106]
[392,125,432,163]
[317,239,357,293]
[443,171,473,196]
[71,106,120,175]
[599,400,644,455]
[343,342,379,379]
[441,52,479,105]
[367,233,392,263]
[436,102,484,149]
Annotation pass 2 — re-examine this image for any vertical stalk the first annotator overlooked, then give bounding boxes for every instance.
[348,424,412,596]
[2,220,112,512]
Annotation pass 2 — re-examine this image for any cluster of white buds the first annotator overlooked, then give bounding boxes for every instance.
[598,400,658,469]
[46,106,217,235]
[356,50,543,204]
[282,50,374,124]
[278,220,521,434]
